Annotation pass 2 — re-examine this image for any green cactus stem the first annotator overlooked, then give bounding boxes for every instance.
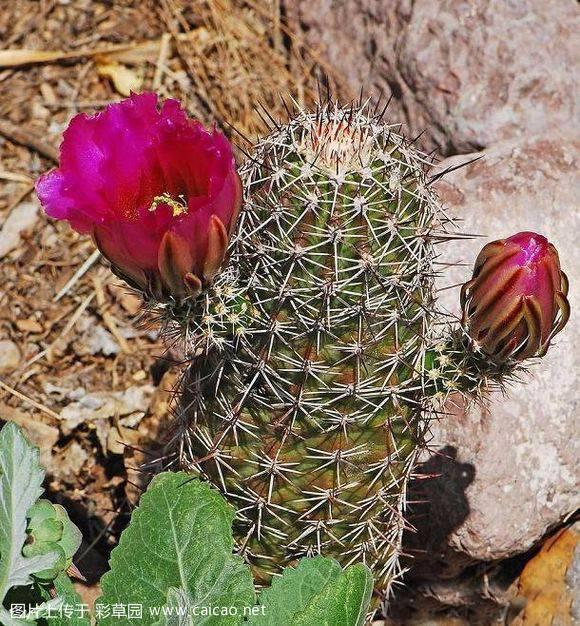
[158,101,568,602]
[160,101,460,597]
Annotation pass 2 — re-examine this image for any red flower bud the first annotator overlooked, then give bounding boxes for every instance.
[461,232,570,361]
[36,93,242,302]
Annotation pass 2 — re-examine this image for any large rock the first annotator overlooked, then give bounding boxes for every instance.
[286,0,579,154]
[419,132,580,566]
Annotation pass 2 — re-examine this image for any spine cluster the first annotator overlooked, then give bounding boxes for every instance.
[170,102,455,594]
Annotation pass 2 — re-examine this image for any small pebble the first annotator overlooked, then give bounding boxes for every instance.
[0,340,21,373]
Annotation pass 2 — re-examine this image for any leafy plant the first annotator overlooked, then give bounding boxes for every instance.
[0,422,373,625]
[98,472,372,625]
[0,422,83,625]
[247,557,372,626]
[97,472,254,625]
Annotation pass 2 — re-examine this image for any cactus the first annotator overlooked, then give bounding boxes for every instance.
[37,94,570,601]
[166,101,510,595]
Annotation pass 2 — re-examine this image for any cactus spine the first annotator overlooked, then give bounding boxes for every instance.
[33,91,570,604]
[165,101,461,595]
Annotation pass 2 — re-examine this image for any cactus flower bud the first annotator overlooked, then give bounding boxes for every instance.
[36,93,242,301]
[461,231,570,361]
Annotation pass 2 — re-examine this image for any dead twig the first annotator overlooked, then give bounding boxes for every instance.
[0,170,33,184]
[0,32,202,69]
[0,378,62,421]
[5,183,35,213]
[21,292,95,370]
[153,33,172,90]
[92,274,133,354]
[0,119,58,162]
[54,249,101,302]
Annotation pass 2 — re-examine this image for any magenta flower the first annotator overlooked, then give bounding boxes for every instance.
[461,232,570,361]
[36,92,242,301]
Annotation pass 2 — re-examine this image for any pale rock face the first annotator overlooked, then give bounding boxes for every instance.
[285,0,579,154]
[426,132,580,563]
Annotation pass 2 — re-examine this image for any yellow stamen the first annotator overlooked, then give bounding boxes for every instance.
[149,193,188,217]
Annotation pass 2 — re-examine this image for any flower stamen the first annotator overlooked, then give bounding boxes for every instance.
[149,193,189,217]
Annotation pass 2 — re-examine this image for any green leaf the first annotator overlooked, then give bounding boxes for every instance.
[53,504,83,565]
[24,501,82,581]
[248,556,373,626]
[35,573,91,626]
[50,573,91,626]
[150,587,193,626]
[0,422,60,626]
[97,472,254,626]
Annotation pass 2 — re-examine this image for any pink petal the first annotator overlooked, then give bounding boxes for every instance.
[36,92,241,301]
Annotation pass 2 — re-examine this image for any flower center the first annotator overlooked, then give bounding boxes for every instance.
[149,193,188,217]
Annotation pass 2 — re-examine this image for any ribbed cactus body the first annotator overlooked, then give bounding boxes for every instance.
[177,104,447,591]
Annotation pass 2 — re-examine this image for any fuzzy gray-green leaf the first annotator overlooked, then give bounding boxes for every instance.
[248,556,373,626]
[0,422,60,626]
[37,573,91,626]
[97,472,254,626]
